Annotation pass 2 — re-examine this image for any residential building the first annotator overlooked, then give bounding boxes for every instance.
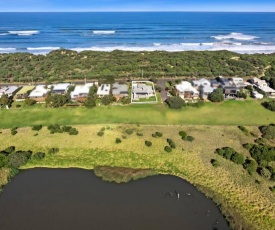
[252,91,264,99]
[29,85,48,102]
[210,80,220,88]
[175,81,199,99]
[201,85,215,99]
[224,86,240,98]
[217,76,231,86]
[112,83,128,99]
[252,77,275,98]
[97,84,111,97]
[192,78,211,88]
[230,77,246,88]
[15,86,35,101]
[70,83,94,101]
[0,86,19,97]
[51,83,71,95]
[132,82,154,100]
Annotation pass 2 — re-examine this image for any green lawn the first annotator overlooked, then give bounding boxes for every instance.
[0,100,274,128]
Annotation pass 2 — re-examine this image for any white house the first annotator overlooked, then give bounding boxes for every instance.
[0,86,19,97]
[201,85,215,99]
[132,82,153,100]
[29,85,48,101]
[252,77,275,98]
[70,83,94,100]
[192,78,211,88]
[230,78,246,88]
[175,81,199,99]
[51,83,71,95]
[97,84,111,97]
[252,91,264,99]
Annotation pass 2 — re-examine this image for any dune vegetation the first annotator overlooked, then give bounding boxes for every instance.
[0,124,274,230]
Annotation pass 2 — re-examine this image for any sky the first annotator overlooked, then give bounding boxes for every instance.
[0,0,274,12]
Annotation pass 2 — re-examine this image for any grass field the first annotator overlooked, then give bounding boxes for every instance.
[0,100,274,129]
[0,124,274,230]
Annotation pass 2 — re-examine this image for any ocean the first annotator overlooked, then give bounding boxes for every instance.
[0,12,275,54]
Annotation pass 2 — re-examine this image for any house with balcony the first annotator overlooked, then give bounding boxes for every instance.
[175,81,199,99]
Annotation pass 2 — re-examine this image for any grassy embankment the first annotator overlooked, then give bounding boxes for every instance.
[0,124,274,230]
[0,100,274,128]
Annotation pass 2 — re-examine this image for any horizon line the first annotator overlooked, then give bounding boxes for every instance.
[0,11,275,13]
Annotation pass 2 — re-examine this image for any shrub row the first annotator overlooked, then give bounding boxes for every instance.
[215,147,245,165]
[152,132,162,138]
[179,131,194,142]
[48,124,78,135]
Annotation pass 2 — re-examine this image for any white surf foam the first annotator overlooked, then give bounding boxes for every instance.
[92,30,115,35]
[212,32,258,41]
[0,48,16,51]
[27,47,60,51]
[0,33,8,36]
[153,43,161,46]
[8,30,39,36]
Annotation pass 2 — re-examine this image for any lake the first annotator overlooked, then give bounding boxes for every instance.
[0,168,229,230]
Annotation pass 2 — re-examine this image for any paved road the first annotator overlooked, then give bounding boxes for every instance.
[156,79,168,103]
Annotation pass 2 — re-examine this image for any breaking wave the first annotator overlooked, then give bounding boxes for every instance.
[8,30,40,36]
[212,32,258,41]
[92,30,116,35]
[27,47,60,51]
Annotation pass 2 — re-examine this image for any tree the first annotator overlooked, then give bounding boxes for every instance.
[24,98,37,106]
[259,168,272,179]
[259,124,275,140]
[166,96,186,109]
[45,94,68,108]
[8,151,32,168]
[101,95,116,106]
[262,100,275,111]
[84,96,96,108]
[208,88,224,102]
[0,94,12,108]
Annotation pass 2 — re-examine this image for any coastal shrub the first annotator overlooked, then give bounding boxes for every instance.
[145,141,152,147]
[215,148,225,157]
[84,96,96,108]
[115,138,122,144]
[32,152,45,160]
[32,125,42,131]
[248,144,275,162]
[152,133,157,138]
[167,138,176,148]
[259,168,272,179]
[11,130,17,135]
[0,155,8,168]
[16,104,21,108]
[48,148,59,154]
[231,152,245,165]
[243,159,258,174]
[262,100,275,111]
[101,95,116,106]
[101,127,105,132]
[121,97,131,105]
[164,146,172,153]
[45,94,68,108]
[24,98,36,106]
[269,186,275,192]
[211,159,220,167]
[48,124,63,133]
[8,151,32,168]
[121,135,127,139]
[186,136,194,142]
[155,132,163,137]
[125,129,133,135]
[4,146,16,155]
[238,126,250,136]
[136,132,143,136]
[259,124,275,140]
[179,131,187,138]
[68,128,78,135]
[271,174,275,182]
[97,131,104,136]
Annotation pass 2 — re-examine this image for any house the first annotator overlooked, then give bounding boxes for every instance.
[1,86,19,97]
[70,83,94,101]
[210,79,220,88]
[97,84,111,97]
[51,83,71,95]
[217,76,231,86]
[112,83,128,99]
[224,86,240,98]
[15,86,35,101]
[29,85,48,102]
[192,78,211,88]
[252,91,264,99]
[175,81,199,99]
[132,82,154,100]
[201,85,215,99]
[252,77,275,98]
[230,78,246,88]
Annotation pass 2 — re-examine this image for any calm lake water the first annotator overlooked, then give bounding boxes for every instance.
[0,168,229,230]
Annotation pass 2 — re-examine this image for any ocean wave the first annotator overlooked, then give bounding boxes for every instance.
[153,43,161,46]
[92,30,115,35]
[212,32,258,41]
[27,47,60,51]
[0,48,16,51]
[8,30,40,36]
[0,33,8,36]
